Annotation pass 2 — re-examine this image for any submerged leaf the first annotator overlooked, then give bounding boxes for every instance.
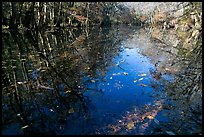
[68,108,74,114]
[127,122,134,130]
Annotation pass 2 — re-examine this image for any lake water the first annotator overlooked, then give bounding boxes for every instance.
[2,26,201,135]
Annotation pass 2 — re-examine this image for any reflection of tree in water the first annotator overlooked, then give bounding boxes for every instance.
[2,26,136,135]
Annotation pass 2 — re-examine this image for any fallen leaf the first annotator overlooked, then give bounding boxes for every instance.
[165,68,170,71]
[147,115,154,119]
[141,116,145,120]
[124,72,128,75]
[91,80,95,83]
[65,90,72,93]
[155,101,162,106]
[140,84,147,87]
[85,67,90,70]
[21,125,29,129]
[50,109,54,112]
[68,108,74,114]
[138,78,143,81]
[139,73,147,76]
[17,82,23,84]
[127,122,134,130]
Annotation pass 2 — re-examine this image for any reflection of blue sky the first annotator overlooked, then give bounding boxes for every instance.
[82,44,172,133]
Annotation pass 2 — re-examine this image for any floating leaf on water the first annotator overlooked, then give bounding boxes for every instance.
[28,70,33,72]
[17,82,23,84]
[68,108,74,114]
[155,101,162,106]
[110,77,113,80]
[140,84,147,87]
[147,115,154,120]
[139,73,147,76]
[138,78,143,81]
[124,72,128,75]
[91,80,95,83]
[21,125,29,129]
[166,131,176,135]
[50,109,54,112]
[65,90,72,93]
[84,67,90,70]
[142,116,146,120]
[117,72,121,75]
[127,122,134,130]
[133,80,137,83]
[165,68,170,71]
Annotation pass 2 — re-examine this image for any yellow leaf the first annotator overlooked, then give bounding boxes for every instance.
[127,122,134,130]
[85,67,90,70]
[139,73,147,76]
[65,90,72,93]
[68,108,74,114]
[147,115,154,119]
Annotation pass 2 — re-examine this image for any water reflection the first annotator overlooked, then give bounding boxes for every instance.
[2,25,201,135]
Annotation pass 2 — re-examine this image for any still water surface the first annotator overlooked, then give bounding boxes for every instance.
[2,26,198,135]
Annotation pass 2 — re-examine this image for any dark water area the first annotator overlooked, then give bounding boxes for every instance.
[2,26,202,135]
